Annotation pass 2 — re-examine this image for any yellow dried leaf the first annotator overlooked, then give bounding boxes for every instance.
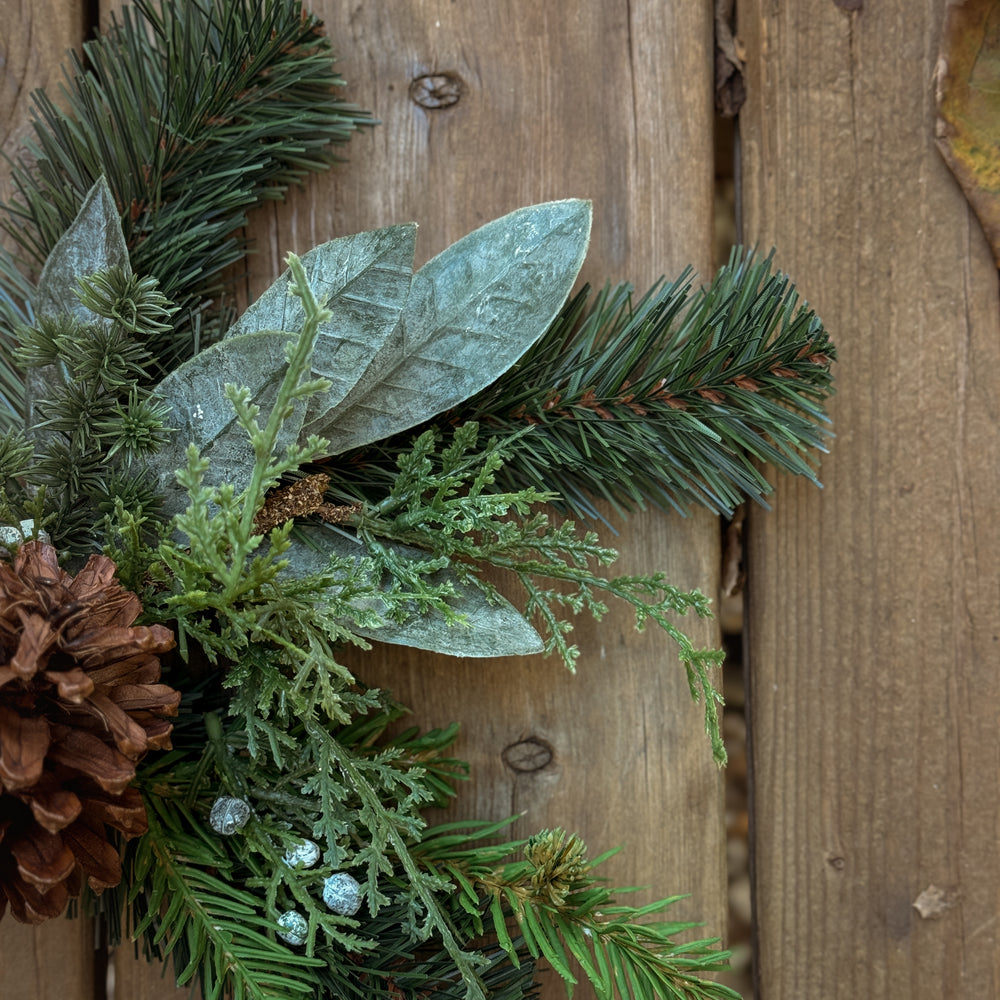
[936,0,1000,265]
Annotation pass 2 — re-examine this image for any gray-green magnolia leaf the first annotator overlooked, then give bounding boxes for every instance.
[29,176,130,438]
[149,331,301,519]
[35,175,130,319]
[312,199,593,455]
[286,524,544,658]
[226,225,416,433]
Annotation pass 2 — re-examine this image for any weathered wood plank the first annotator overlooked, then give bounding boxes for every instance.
[741,2,1000,997]
[112,943,186,1000]
[289,2,727,993]
[0,916,97,1000]
[0,1,86,205]
[0,4,98,999]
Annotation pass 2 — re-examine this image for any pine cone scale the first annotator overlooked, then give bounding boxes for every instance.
[42,667,95,703]
[46,726,137,794]
[137,717,174,751]
[0,705,49,791]
[69,624,172,665]
[65,556,120,602]
[87,655,165,686]
[109,682,181,714]
[4,870,69,924]
[11,611,56,678]
[81,690,151,758]
[62,819,124,890]
[10,825,76,890]
[26,776,82,833]
[81,786,147,839]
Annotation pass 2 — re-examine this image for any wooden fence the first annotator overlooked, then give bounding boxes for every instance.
[0,2,997,998]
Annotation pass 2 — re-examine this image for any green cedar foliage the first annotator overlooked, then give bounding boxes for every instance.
[351,424,726,761]
[91,259,738,1000]
[0,0,371,425]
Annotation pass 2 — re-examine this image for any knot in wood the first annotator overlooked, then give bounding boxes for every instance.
[410,73,463,109]
[502,737,554,773]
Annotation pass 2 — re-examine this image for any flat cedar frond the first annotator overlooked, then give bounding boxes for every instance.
[0,0,370,424]
[353,425,728,762]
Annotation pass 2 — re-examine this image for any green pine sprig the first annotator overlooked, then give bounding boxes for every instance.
[6,267,176,555]
[128,791,329,1000]
[325,249,835,521]
[413,824,742,1000]
[0,0,371,426]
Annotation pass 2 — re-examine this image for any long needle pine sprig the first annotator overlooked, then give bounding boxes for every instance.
[326,249,835,521]
[0,0,370,423]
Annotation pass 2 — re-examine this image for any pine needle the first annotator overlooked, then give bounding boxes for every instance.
[0,0,370,427]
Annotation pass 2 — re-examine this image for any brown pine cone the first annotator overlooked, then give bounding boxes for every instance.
[0,540,180,924]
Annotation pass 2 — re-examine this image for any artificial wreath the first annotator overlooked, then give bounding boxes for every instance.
[0,3,835,999]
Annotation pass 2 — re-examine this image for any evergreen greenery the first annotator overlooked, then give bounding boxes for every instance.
[326,251,835,522]
[0,0,371,425]
[44,257,733,998]
[0,2,837,999]
[6,267,175,555]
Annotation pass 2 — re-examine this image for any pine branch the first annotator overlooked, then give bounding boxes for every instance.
[0,0,371,425]
[413,825,741,1000]
[129,791,328,1000]
[8,268,177,555]
[326,249,835,521]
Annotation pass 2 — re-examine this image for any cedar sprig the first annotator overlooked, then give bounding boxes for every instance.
[0,0,371,425]
[325,249,835,521]
[353,424,727,762]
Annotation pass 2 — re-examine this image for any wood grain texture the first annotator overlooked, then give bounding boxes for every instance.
[307,0,724,895]
[0,1,86,206]
[253,0,728,993]
[0,916,97,1000]
[740,2,1000,997]
[112,944,188,1000]
[0,4,97,999]
[7,1,728,997]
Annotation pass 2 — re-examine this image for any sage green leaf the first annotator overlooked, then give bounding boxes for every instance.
[313,199,593,455]
[226,225,416,431]
[149,331,301,518]
[35,175,130,320]
[286,524,544,657]
[29,176,130,437]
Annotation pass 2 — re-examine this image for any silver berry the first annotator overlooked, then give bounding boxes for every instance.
[322,872,363,916]
[209,796,251,835]
[276,910,308,946]
[282,838,321,870]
